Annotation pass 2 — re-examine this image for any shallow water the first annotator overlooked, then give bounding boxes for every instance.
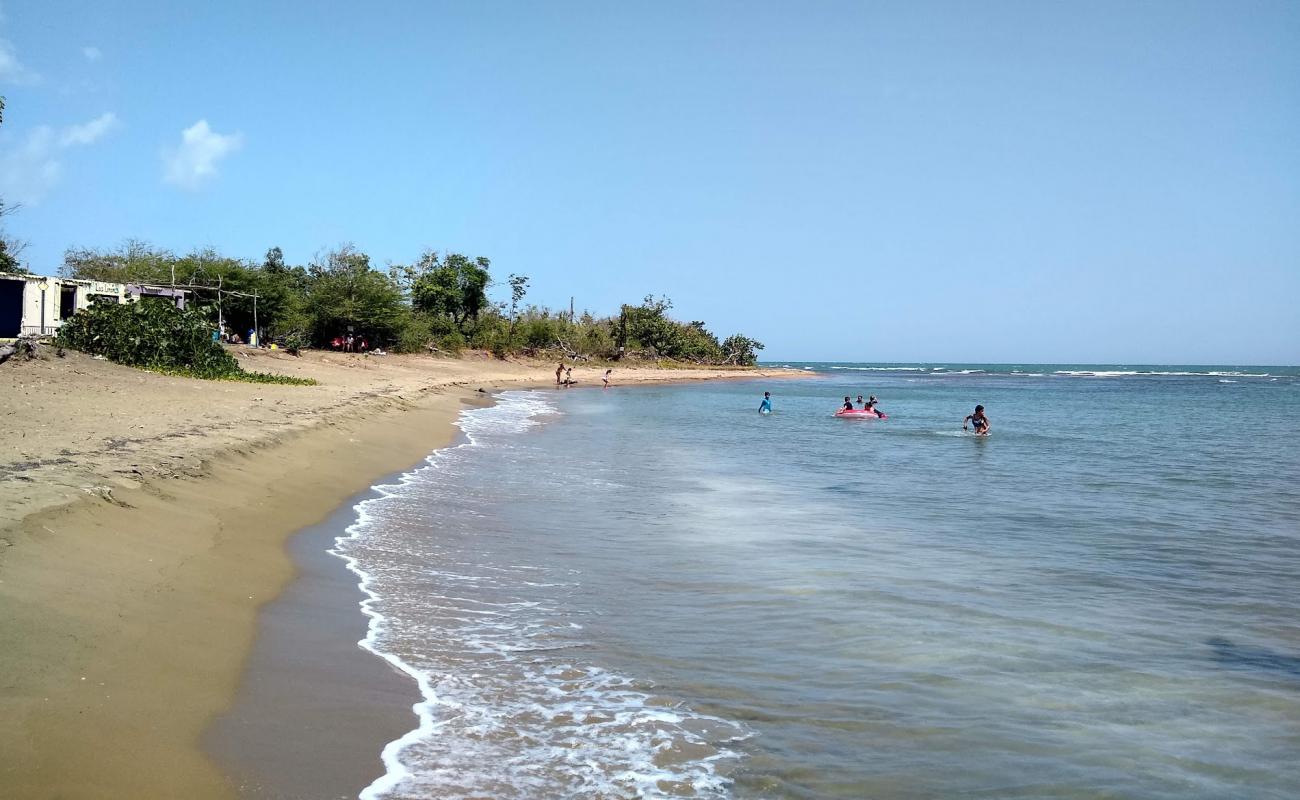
[335,365,1300,799]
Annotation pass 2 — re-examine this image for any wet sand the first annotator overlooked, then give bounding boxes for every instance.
[204,481,425,800]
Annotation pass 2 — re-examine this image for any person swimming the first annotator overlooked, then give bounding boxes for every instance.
[759,391,772,414]
[842,396,854,411]
[963,404,990,435]
[856,394,866,409]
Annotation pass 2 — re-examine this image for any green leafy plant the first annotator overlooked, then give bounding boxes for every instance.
[57,301,315,384]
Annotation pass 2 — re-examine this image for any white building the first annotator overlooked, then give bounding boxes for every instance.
[0,272,187,339]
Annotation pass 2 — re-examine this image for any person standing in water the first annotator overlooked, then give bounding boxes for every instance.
[759,391,773,414]
[855,394,866,409]
[963,404,990,435]
[603,369,612,389]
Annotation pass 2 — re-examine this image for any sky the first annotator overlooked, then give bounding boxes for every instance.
[1,1,1296,364]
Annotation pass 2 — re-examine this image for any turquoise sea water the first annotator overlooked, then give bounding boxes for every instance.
[337,364,1300,799]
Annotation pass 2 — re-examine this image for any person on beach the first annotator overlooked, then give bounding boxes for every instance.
[603,369,612,389]
[759,391,772,414]
[556,361,565,386]
[842,396,854,411]
[964,405,990,435]
[564,366,574,387]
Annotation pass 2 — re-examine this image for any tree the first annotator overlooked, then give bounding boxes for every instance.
[304,245,408,346]
[263,246,286,273]
[721,334,764,366]
[505,273,529,345]
[0,238,21,273]
[678,320,723,363]
[252,246,308,338]
[409,251,491,334]
[618,295,682,356]
[63,240,175,283]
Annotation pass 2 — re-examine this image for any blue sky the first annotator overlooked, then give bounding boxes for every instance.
[1,1,1296,363]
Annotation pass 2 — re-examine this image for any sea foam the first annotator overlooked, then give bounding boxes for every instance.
[332,392,750,799]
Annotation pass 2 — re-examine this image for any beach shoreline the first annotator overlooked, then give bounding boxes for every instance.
[0,350,806,799]
[203,471,439,800]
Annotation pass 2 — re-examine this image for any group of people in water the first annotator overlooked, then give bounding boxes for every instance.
[840,394,885,417]
[758,391,991,436]
[546,368,990,434]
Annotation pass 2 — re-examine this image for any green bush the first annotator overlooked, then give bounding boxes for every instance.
[436,330,466,353]
[57,301,314,384]
[519,316,558,350]
[467,314,508,351]
[579,317,615,357]
[392,312,435,353]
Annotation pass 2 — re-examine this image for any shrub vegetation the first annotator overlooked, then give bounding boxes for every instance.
[58,241,764,365]
[57,300,315,384]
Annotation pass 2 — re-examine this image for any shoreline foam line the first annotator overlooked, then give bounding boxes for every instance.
[329,390,554,800]
[326,388,753,798]
[333,441,478,800]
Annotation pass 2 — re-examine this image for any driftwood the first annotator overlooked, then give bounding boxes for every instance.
[551,339,590,362]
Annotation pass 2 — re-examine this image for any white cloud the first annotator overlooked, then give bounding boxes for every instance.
[59,112,117,146]
[82,45,102,62]
[0,113,119,205]
[162,119,243,190]
[0,37,38,84]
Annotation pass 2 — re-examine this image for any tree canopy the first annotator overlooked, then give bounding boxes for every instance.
[52,239,762,364]
[409,251,491,334]
[303,245,408,345]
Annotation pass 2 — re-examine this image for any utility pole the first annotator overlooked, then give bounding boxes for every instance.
[569,296,574,322]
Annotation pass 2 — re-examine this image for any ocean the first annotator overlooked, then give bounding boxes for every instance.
[332,364,1300,799]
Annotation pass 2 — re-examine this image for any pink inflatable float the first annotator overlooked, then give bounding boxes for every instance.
[834,409,887,419]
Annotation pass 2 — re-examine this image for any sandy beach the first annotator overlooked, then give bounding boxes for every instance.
[0,347,801,799]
